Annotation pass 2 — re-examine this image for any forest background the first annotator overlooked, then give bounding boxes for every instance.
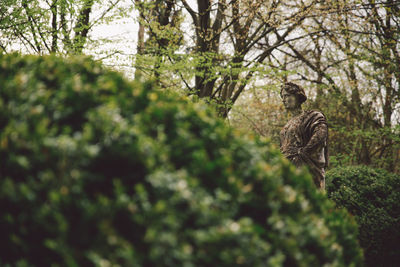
[1,0,399,173]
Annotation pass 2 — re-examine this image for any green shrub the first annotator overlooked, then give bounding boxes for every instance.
[0,53,363,266]
[326,166,400,267]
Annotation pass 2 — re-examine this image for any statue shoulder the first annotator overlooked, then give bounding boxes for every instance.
[304,110,326,119]
[302,110,327,126]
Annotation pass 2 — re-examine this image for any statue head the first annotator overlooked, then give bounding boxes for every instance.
[280,82,307,110]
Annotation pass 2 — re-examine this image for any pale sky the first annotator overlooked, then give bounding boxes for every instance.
[87,0,140,78]
[87,0,198,79]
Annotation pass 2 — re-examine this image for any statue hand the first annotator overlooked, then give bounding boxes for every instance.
[284,147,306,166]
[283,147,298,158]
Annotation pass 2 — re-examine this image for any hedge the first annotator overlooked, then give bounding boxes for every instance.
[327,166,400,267]
[0,53,363,266]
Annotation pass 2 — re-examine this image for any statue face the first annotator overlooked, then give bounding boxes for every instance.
[282,91,301,110]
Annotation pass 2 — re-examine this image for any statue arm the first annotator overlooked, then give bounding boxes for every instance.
[302,122,328,154]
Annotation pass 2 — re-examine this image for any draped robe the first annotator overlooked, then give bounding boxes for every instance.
[280,110,328,189]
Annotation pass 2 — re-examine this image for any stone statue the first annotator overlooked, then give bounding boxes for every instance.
[279,82,328,189]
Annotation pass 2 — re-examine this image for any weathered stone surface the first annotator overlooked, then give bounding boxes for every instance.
[280,82,328,189]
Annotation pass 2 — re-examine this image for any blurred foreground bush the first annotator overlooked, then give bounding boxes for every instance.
[0,54,363,266]
[327,166,400,267]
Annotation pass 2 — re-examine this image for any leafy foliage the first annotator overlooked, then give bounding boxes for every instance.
[326,166,400,267]
[0,53,363,266]
[0,0,130,56]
